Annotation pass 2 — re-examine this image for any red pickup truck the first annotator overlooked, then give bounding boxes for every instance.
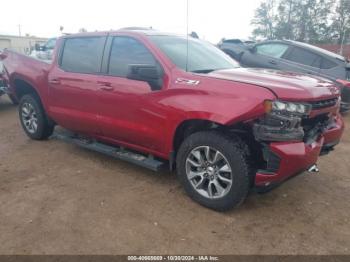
[0,30,345,211]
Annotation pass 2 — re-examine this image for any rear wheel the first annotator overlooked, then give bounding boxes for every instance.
[176,131,251,211]
[19,94,54,140]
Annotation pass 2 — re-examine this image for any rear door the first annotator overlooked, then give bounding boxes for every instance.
[319,57,348,80]
[48,35,107,134]
[281,46,322,76]
[240,42,290,68]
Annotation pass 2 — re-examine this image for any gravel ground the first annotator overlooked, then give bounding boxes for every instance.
[0,96,349,255]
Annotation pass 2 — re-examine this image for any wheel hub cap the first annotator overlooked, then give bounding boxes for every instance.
[185,146,233,199]
[21,102,38,134]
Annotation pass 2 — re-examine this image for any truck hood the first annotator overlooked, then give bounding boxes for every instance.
[208,68,340,101]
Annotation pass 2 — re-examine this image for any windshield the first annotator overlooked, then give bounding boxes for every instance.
[150,35,239,73]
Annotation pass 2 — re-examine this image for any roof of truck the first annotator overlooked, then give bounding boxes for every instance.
[62,29,180,38]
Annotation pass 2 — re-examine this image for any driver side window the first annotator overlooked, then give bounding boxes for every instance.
[108,36,156,77]
[256,43,289,58]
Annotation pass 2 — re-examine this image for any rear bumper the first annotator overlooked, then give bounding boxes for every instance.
[255,114,344,187]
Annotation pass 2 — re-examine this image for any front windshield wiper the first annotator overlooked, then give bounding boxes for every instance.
[190,68,234,74]
[190,69,217,74]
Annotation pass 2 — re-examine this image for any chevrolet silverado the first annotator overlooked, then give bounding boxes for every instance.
[0,30,345,211]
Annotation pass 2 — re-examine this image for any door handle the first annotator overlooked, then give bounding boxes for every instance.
[97,81,113,91]
[49,79,60,84]
[269,60,277,65]
[100,86,114,91]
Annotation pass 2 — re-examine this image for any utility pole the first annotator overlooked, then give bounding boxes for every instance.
[18,24,21,37]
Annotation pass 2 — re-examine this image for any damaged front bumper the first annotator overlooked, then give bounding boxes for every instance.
[253,112,344,188]
[253,113,304,142]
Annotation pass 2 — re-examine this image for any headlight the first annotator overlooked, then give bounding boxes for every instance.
[265,100,311,115]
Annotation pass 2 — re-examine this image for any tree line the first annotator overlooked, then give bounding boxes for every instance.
[251,0,350,44]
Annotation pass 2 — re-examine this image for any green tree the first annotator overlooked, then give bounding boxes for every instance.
[301,0,334,43]
[274,0,299,39]
[252,0,335,43]
[251,0,277,39]
[331,0,350,45]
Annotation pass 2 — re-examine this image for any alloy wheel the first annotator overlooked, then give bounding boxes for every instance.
[185,146,233,199]
[21,102,38,134]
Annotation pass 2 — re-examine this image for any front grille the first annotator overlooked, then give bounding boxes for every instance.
[302,113,331,143]
[309,98,338,110]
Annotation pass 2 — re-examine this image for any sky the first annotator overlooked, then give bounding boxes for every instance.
[0,0,262,44]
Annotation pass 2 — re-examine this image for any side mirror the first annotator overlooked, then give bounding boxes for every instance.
[248,46,256,53]
[127,64,163,91]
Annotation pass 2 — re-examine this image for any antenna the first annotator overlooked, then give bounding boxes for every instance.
[18,24,22,37]
[186,0,189,72]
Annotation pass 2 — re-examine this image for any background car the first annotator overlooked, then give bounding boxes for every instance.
[30,37,57,61]
[220,39,350,112]
[217,38,256,60]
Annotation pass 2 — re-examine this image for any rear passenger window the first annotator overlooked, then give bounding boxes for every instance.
[321,59,337,69]
[60,37,106,74]
[311,56,322,68]
[285,47,320,68]
[255,43,289,58]
[108,36,156,77]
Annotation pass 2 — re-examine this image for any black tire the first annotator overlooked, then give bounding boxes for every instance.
[176,131,251,211]
[8,94,18,105]
[19,94,54,140]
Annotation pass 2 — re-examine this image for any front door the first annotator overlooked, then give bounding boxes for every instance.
[241,42,290,69]
[96,36,168,153]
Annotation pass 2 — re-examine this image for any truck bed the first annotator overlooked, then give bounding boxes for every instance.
[1,50,52,106]
[2,50,51,78]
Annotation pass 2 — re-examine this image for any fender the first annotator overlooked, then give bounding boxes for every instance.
[9,73,50,112]
[161,88,275,155]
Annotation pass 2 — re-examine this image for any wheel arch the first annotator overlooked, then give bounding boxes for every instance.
[169,117,262,172]
[11,76,40,100]
[11,76,54,125]
[173,119,223,154]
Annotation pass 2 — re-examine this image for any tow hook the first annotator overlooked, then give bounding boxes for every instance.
[308,164,319,173]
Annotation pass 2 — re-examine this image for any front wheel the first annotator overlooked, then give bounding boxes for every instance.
[19,94,54,140]
[176,131,251,211]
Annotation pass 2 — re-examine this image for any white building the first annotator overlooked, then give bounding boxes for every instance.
[0,35,48,54]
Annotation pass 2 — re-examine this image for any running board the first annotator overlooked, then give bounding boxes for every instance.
[51,129,167,172]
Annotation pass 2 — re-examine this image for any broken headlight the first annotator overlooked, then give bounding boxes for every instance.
[253,100,310,142]
[264,100,312,116]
